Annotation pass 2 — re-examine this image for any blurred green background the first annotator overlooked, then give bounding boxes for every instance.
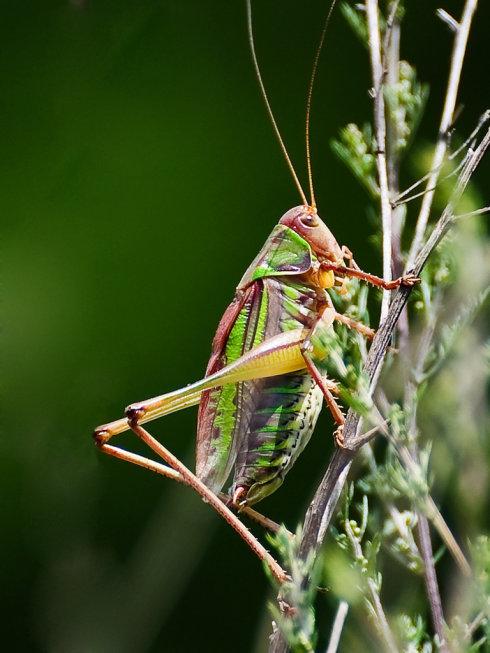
[2,1,489,651]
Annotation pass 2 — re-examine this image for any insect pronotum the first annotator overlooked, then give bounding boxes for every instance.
[93,0,418,583]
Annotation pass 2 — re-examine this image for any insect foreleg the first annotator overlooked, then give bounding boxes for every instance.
[340,245,360,270]
[321,261,420,289]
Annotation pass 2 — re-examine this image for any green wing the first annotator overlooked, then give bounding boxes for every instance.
[238,225,314,288]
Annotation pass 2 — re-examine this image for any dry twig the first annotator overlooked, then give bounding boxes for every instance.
[366,0,392,321]
[407,0,478,267]
[325,601,349,653]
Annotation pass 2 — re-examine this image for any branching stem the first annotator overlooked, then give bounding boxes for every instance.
[366,0,392,322]
[267,126,489,653]
[267,3,486,649]
[407,0,478,268]
[417,515,447,649]
[403,295,448,649]
[344,519,398,651]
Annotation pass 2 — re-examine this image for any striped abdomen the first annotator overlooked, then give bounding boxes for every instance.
[232,371,323,504]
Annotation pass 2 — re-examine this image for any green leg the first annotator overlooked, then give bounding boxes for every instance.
[94,327,306,445]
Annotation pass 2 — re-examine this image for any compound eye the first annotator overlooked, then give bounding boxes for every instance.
[299,213,319,228]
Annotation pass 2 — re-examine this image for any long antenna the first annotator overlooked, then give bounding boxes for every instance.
[246,0,308,207]
[305,0,338,209]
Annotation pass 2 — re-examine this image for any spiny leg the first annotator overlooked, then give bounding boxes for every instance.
[302,351,345,447]
[321,261,420,290]
[124,419,288,582]
[319,290,375,339]
[98,442,285,535]
[99,442,182,481]
[333,312,376,339]
[301,307,346,446]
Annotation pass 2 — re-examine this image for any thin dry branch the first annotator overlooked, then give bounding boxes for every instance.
[325,601,349,653]
[403,295,448,649]
[396,291,448,647]
[366,0,393,321]
[418,515,447,649]
[407,0,478,268]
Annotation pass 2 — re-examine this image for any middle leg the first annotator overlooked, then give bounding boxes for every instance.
[300,307,350,447]
[333,312,376,339]
[302,351,346,447]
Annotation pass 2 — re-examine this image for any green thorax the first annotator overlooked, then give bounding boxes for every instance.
[238,224,317,289]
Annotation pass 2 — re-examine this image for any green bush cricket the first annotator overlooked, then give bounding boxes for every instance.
[93,0,418,583]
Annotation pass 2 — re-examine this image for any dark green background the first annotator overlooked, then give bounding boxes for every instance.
[2,1,489,651]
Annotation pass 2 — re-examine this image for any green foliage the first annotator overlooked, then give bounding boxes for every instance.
[472,537,490,626]
[445,615,487,652]
[423,287,490,382]
[384,60,429,155]
[382,510,423,574]
[332,487,402,649]
[332,65,428,191]
[316,5,489,649]
[331,123,379,198]
[340,2,369,46]
[335,491,376,577]
[396,614,433,653]
[267,527,320,653]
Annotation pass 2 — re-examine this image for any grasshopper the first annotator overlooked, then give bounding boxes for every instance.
[93,0,418,582]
